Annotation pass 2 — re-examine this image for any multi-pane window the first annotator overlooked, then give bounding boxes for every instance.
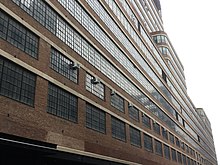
[183,155,187,165]
[0,10,38,58]
[144,134,153,152]
[164,144,170,159]
[171,148,177,161]
[86,73,105,100]
[47,83,78,122]
[153,122,160,135]
[169,133,175,144]
[86,103,106,133]
[130,126,141,147]
[50,47,78,83]
[0,56,36,106]
[111,117,126,141]
[177,152,182,164]
[110,92,124,112]
[162,127,168,140]
[176,137,180,147]
[187,157,191,165]
[128,105,139,121]
[142,114,151,129]
[155,140,162,156]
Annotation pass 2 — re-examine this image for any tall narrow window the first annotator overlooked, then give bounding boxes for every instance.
[128,105,139,121]
[47,83,78,122]
[111,117,126,141]
[155,140,162,156]
[153,122,160,135]
[162,127,168,140]
[144,134,153,152]
[171,148,177,161]
[86,103,106,133]
[130,126,141,147]
[111,92,124,112]
[164,144,170,159]
[142,114,151,129]
[177,152,182,164]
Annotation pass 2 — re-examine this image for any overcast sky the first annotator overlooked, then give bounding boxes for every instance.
[160,0,220,163]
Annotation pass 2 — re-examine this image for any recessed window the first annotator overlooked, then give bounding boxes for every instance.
[177,152,182,164]
[153,122,160,135]
[86,103,106,133]
[155,140,162,156]
[111,117,126,141]
[142,114,151,129]
[47,83,78,122]
[128,105,139,121]
[0,56,36,106]
[144,134,153,152]
[171,148,177,161]
[50,47,78,83]
[130,126,141,147]
[86,73,105,100]
[0,10,38,58]
[164,144,170,159]
[111,92,124,112]
[169,133,175,144]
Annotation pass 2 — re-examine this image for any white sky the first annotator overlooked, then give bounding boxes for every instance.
[160,0,220,163]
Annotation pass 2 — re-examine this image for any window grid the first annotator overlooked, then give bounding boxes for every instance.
[155,139,162,156]
[86,73,105,100]
[111,117,126,141]
[128,106,139,121]
[164,144,170,159]
[86,103,106,134]
[144,134,153,152]
[111,93,124,112]
[50,48,78,83]
[0,56,36,106]
[130,126,141,147]
[0,10,38,58]
[47,83,78,122]
[142,114,151,129]
[153,123,160,135]
[177,151,182,164]
[171,148,177,161]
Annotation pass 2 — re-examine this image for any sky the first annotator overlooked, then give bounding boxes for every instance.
[160,0,220,163]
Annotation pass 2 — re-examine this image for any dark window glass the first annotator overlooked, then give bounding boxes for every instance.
[0,56,36,106]
[47,83,78,122]
[129,106,139,121]
[177,152,182,164]
[171,148,177,161]
[111,117,126,141]
[181,141,185,150]
[50,47,78,83]
[0,10,38,58]
[111,92,124,112]
[153,122,160,135]
[183,155,187,165]
[86,73,105,100]
[130,126,141,147]
[0,11,8,39]
[144,134,153,152]
[33,0,46,25]
[164,144,170,159]
[142,114,151,129]
[176,137,180,147]
[187,157,191,165]
[155,140,162,156]
[46,6,57,34]
[86,103,106,133]
[169,133,175,144]
[162,127,168,140]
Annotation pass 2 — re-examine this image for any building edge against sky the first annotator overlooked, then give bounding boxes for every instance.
[0,0,217,165]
